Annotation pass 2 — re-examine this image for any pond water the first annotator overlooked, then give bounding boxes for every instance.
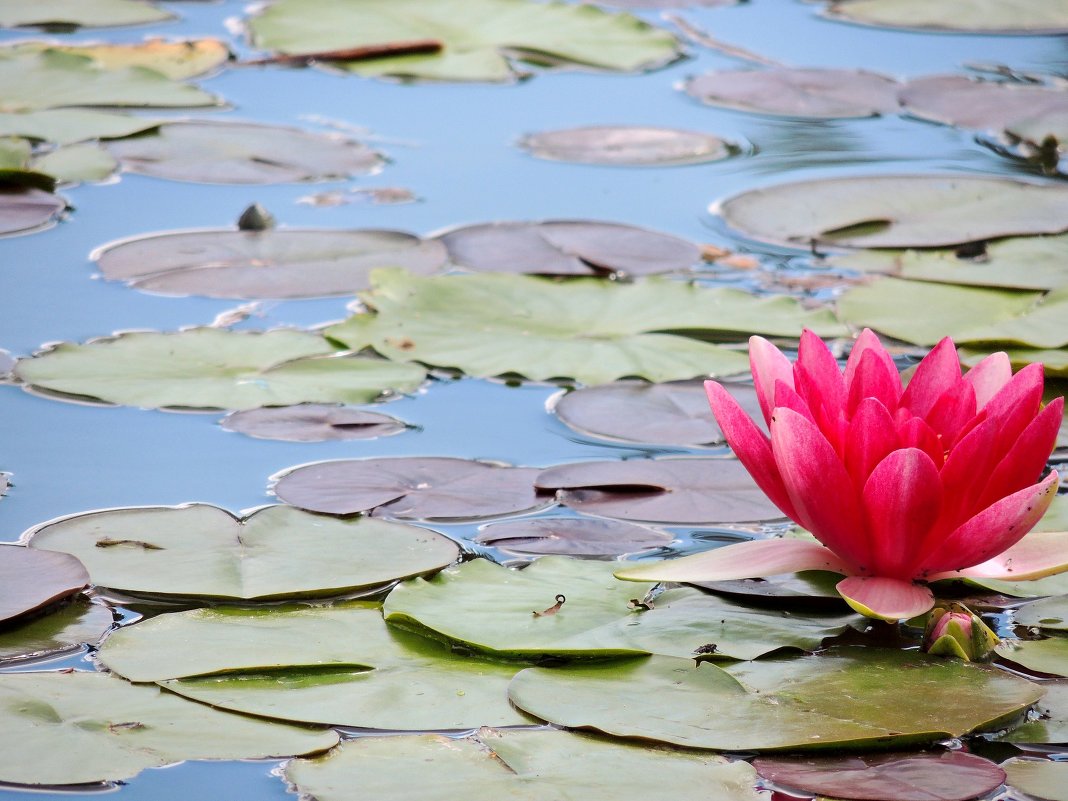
[0,0,1066,798]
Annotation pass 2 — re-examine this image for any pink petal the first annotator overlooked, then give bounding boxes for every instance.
[863,449,943,578]
[896,415,944,470]
[932,417,1001,535]
[749,336,794,427]
[774,380,816,424]
[900,337,961,419]
[706,381,800,521]
[964,351,1012,411]
[977,397,1064,511]
[915,471,1060,577]
[794,328,846,425]
[931,531,1068,581]
[924,379,977,447]
[771,406,869,569]
[846,348,903,416]
[843,398,899,493]
[984,363,1045,454]
[613,538,852,582]
[836,576,935,621]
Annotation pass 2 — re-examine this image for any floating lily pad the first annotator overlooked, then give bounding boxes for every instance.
[1015,596,1068,632]
[1000,681,1068,743]
[0,0,173,29]
[14,328,426,410]
[221,404,408,442]
[27,504,459,601]
[93,228,445,298]
[0,137,52,189]
[108,120,383,184]
[685,68,901,119]
[0,597,113,663]
[0,671,338,785]
[899,76,1068,134]
[0,109,160,146]
[552,380,761,447]
[0,185,65,235]
[718,175,1068,249]
[996,636,1068,677]
[285,730,764,801]
[5,38,230,79]
[101,603,529,729]
[327,269,844,385]
[518,126,732,166]
[248,0,682,83]
[437,220,701,277]
[535,458,783,524]
[0,544,89,624]
[273,457,544,519]
[508,648,1044,751]
[473,517,672,557]
[384,556,859,661]
[823,0,1068,35]
[1008,111,1068,151]
[1003,758,1068,800]
[752,751,1006,801]
[32,141,117,183]
[692,571,845,605]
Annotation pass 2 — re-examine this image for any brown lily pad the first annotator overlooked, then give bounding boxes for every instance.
[685,67,902,118]
[436,220,701,277]
[0,185,65,235]
[0,544,89,624]
[519,125,733,167]
[473,517,672,557]
[92,228,446,299]
[221,404,409,442]
[534,458,784,524]
[899,75,1068,134]
[273,457,547,520]
[753,751,1007,801]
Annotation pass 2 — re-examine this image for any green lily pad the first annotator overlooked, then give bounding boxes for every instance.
[0,671,338,785]
[718,175,1068,250]
[0,136,53,189]
[0,597,113,663]
[100,603,529,729]
[473,517,673,558]
[383,556,860,661]
[899,75,1068,135]
[508,648,1044,751]
[326,269,845,385]
[0,0,173,29]
[691,571,846,605]
[27,504,459,601]
[823,0,1068,34]
[248,0,682,83]
[518,126,733,166]
[996,636,1068,677]
[285,730,764,801]
[14,328,426,410]
[32,141,117,183]
[0,544,89,624]
[0,109,160,146]
[4,39,230,80]
[1003,758,1068,800]
[1015,596,1068,631]
[1000,681,1068,743]
[220,404,409,442]
[93,228,445,299]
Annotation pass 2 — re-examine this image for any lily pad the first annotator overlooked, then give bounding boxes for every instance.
[221,404,408,442]
[93,228,445,298]
[0,185,65,235]
[1015,596,1068,631]
[0,671,338,785]
[1003,758,1068,800]
[0,597,113,664]
[272,456,544,519]
[508,648,1044,751]
[899,75,1068,134]
[14,328,426,410]
[1000,681,1068,742]
[823,0,1068,35]
[535,458,783,524]
[0,137,52,190]
[248,0,682,83]
[383,556,860,661]
[32,141,117,183]
[995,636,1068,677]
[437,220,702,277]
[718,175,1068,249]
[552,380,761,447]
[473,517,673,557]
[285,730,764,801]
[327,269,845,386]
[685,68,901,119]
[518,126,732,166]
[692,571,846,605]
[0,109,160,146]
[5,38,230,79]
[0,544,89,624]
[107,120,383,184]
[27,504,459,601]
[0,0,173,29]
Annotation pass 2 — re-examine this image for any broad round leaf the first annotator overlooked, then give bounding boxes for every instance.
[0,185,65,235]
[14,328,427,410]
[1000,680,1068,743]
[823,0,1068,34]
[0,109,160,146]
[1015,596,1068,632]
[32,141,117,183]
[1003,758,1068,801]
[519,126,732,166]
[5,39,230,80]
[718,175,1068,249]
[996,636,1068,677]
[273,456,544,519]
[383,556,860,661]
[900,76,1068,134]
[107,121,383,184]
[0,544,88,624]
[473,517,672,557]
[535,458,783,523]
[27,504,459,601]
[0,671,338,785]
[0,597,112,663]
[93,228,446,299]
[0,0,173,28]
[285,730,764,801]
[508,648,1045,751]
[221,404,408,442]
[691,571,845,605]
[685,68,901,118]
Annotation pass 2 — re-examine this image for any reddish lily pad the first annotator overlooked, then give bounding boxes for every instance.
[899,76,1068,134]
[0,185,65,235]
[534,457,784,524]
[473,517,672,557]
[436,220,701,277]
[92,228,446,299]
[273,457,546,519]
[685,68,901,119]
[0,544,89,624]
[221,404,408,442]
[519,126,733,167]
[752,751,1006,801]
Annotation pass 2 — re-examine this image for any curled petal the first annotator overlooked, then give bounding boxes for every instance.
[964,351,1012,411]
[847,348,903,416]
[930,531,1068,581]
[984,363,1045,453]
[863,449,942,579]
[977,397,1064,511]
[795,328,846,425]
[749,336,794,427]
[900,337,961,419]
[613,538,852,583]
[836,576,935,621]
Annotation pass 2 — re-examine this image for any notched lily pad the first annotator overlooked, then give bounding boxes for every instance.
[473,517,673,558]
[823,0,1068,35]
[0,185,66,235]
[0,0,174,29]
[0,544,89,624]
[0,597,113,664]
[519,126,733,167]
[221,404,409,442]
[272,456,545,520]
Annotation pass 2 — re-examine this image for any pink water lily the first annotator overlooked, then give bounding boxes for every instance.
[617,330,1067,621]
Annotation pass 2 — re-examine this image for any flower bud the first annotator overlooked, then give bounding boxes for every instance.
[922,603,999,662]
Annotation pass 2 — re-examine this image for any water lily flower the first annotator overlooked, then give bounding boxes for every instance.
[922,603,998,662]
[617,330,1066,621]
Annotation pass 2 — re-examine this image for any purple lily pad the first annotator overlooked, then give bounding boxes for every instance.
[0,186,65,236]
[534,458,784,524]
[899,75,1068,133]
[273,457,547,520]
[221,404,409,442]
[0,545,89,625]
[473,517,672,557]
